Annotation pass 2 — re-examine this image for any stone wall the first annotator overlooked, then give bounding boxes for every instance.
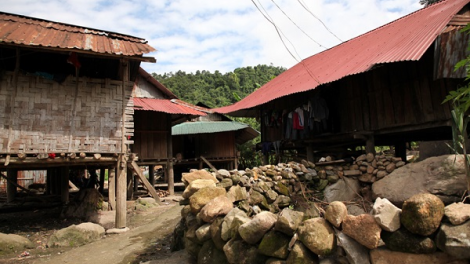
[176,155,470,264]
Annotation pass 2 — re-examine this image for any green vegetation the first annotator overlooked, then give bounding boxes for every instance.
[443,23,470,197]
[153,64,286,168]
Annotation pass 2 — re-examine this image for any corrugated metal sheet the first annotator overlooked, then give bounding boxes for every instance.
[173,121,250,135]
[133,98,208,116]
[172,121,259,144]
[0,12,155,57]
[214,0,469,115]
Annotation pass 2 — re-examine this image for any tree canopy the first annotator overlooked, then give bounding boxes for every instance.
[152,64,286,108]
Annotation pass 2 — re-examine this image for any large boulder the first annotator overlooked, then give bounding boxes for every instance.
[195,223,212,243]
[183,179,217,199]
[47,222,105,248]
[199,196,233,223]
[221,208,244,241]
[381,228,436,254]
[0,233,34,254]
[226,185,247,203]
[336,231,370,264]
[189,187,226,214]
[436,221,470,259]
[210,217,226,251]
[444,202,470,225]
[198,239,229,264]
[297,217,336,256]
[274,208,304,236]
[182,169,218,186]
[372,197,401,232]
[400,193,444,236]
[223,238,267,264]
[258,230,290,259]
[324,178,360,202]
[324,201,348,228]
[342,214,381,249]
[286,241,319,264]
[369,248,467,264]
[372,155,467,207]
[239,211,278,244]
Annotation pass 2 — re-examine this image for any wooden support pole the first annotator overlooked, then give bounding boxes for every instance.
[395,141,407,162]
[116,154,127,228]
[365,135,376,155]
[133,170,139,194]
[6,169,17,203]
[167,117,174,195]
[61,166,69,204]
[99,168,105,194]
[130,161,161,202]
[307,144,314,162]
[46,168,52,195]
[200,156,222,180]
[127,167,134,200]
[108,167,116,211]
[149,165,155,187]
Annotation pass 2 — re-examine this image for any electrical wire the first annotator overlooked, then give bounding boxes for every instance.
[297,0,343,42]
[270,0,326,49]
[251,0,321,85]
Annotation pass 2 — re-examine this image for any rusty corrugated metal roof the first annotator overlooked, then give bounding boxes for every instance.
[0,12,155,58]
[133,98,208,116]
[214,0,469,115]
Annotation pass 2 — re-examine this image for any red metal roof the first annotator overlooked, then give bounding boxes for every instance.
[214,0,469,115]
[133,98,209,116]
[0,12,155,58]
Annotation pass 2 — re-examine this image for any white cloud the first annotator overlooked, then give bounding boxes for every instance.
[0,0,423,74]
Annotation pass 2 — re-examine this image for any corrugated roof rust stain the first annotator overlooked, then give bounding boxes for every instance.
[214,0,469,115]
[0,12,155,56]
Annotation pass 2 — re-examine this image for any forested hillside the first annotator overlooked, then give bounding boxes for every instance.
[152,64,286,168]
[152,64,285,108]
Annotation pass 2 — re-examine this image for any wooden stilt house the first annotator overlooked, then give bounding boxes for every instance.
[0,12,155,227]
[132,68,208,193]
[215,0,470,163]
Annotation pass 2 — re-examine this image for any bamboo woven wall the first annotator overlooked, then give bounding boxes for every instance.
[0,71,133,154]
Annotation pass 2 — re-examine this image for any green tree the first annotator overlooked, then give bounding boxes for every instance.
[419,0,440,6]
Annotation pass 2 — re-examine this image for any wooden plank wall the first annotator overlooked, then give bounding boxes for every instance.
[133,111,168,160]
[0,71,132,154]
[195,132,235,158]
[337,50,459,133]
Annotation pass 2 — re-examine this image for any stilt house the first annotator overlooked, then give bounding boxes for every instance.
[0,12,155,227]
[215,0,470,162]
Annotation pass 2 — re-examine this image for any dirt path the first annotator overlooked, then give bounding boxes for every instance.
[0,196,194,264]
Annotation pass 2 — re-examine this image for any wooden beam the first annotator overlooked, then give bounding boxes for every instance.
[108,167,116,210]
[167,117,174,195]
[99,168,105,194]
[149,165,155,186]
[0,171,30,194]
[200,156,222,180]
[116,154,127,228]
[129,161,161,202]
[61,166,69,204]
[6,169,18,203]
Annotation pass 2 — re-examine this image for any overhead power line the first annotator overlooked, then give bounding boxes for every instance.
[270,0,326,49]
[250,0,322,85]
[297,0,343,42]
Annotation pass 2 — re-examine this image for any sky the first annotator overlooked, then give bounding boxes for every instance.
[1,0,423,74]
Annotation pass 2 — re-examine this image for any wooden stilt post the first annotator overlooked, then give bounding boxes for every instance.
[46,168,52,195]
[6,169,17,203]
[127,167,134,200]
[99,168,105,194]
[61,166,69,204]
[365,135,376,154]
[395,141,407,162]
[307,144,314,162]
[108,167,116,210]
[133,170,139,194]
[149,165,155,187]
[167,117,174,195]
[116,154,127,228]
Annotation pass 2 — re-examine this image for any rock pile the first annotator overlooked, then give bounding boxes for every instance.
[176,154,470,264]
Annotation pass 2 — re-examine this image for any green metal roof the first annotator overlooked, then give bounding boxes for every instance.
[172,121,259,144]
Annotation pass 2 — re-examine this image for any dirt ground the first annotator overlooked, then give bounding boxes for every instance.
[0,192,194,264]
